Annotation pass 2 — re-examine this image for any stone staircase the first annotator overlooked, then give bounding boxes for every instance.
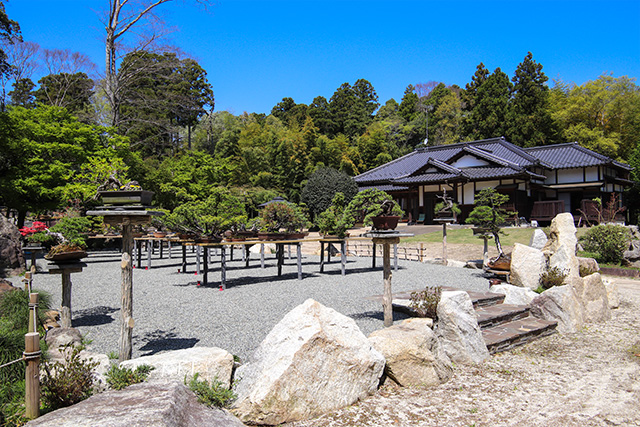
[391,288,558,354]
[463,288,558,354]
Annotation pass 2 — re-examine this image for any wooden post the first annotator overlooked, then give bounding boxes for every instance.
[119,222,134,362]
[420,243,424,262]
[28,293,38,333]
[442,222,447,264]
[382,242,393,327]
[24,332,40,420]
[60,270,73,328]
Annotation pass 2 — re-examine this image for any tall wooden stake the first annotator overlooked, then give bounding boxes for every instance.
[24,332,40,420]
[119,221,134,362]
[382,242,393,327]
[442,222,447,264]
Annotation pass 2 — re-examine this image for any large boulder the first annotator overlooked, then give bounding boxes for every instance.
[543,213,580,279]
[510,243,546,290]
[577,257,600,274]
[45,327,83,355]
[530,285,584,333]
[529,228,548,250]
[120,347,234,388]
[623,240,640,268]
[435,291,489,365]
[489,284,538,306]
[0,215,24,276]
[231,299,384,425]
[0,278,19,296]
[571,273,610,323]
[368,318,452,387]
[25,380,245,427]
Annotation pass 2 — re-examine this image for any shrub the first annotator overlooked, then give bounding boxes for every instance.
[409,286,442,318]
[315,192,354,238]
[580,224,632,264]
[540,266,568,290]
[0,289,50,425]
[186,373,236,408]
[105,364,154,390]
[40,344,99,412]
[259,202,308,232]
[579,265,597,277]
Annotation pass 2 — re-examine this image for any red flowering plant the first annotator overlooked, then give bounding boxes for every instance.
[20,221,60,249]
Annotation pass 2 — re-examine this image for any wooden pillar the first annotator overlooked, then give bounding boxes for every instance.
[60,270,72,328]
[119,222,134,362]
[442,222,447,264]
[24,332,40,420]
[382,242,393,327]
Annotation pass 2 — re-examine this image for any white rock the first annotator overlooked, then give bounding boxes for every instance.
[529,228,548,250]
[368,318,452,387]
[603,278,620,309]
[435,291,489,365]
[120,347,234,388]
[571,273,611,323]
[446,259,467,268]
[249,243,275,254]
[530,285,584,333]
[231,299,385,425]
[489,284,538,305]
[543,213,580,279]
[510,243,546,290]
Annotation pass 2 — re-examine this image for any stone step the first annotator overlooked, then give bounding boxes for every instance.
[482,317,558,354]
[475,303,530,329]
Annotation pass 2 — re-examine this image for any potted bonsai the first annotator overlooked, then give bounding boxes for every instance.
[42,216,93,262]
[316,193,354,239]
[465,188,513,269]
[258,201,308,240]
[434,189,461,222]
[344,189,403,230]
[164,188,247,242]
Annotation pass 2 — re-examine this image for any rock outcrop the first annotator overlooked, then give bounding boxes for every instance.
[369,318,451,387]
[530,285,584,333]
[0,215,24,276]
[489,284,538,306]
[571,273,610,323]
[529,228,548,250]
[435,291,489,365]
[542,213,580,280]
[510,243,546,290]
[25,381,245,427]
[120,347,235,388]
[231,299,385,425]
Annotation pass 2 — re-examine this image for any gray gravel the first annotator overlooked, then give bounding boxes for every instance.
[13,247,490,361]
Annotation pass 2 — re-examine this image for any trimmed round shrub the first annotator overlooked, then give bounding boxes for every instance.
[580,224,632,264]
[301,167,358,217]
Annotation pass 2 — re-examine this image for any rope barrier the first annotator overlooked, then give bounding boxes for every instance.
[0,350,41,370]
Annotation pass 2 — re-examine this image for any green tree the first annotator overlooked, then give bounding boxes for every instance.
[549,74,640,160]
[398,84,419,123]
[34,72,94,115]
[301,167,358,217]
[329,79,379,138]
[466,68,512,140]
[0,1,19,79]
[507,52,556,147]
[8,77,34,108]
[0,105,129,227]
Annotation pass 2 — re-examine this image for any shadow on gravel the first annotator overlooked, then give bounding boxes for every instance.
[348,310,412,322]
[137,329,199,356]
[72,306,119,326]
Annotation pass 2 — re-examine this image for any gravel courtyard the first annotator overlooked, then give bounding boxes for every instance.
[16,247,489,361]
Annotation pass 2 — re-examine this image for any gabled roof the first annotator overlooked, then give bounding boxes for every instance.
[524,142,631,170]
[355,137,538,184]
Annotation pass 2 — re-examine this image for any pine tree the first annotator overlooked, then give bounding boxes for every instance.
[507,52,556,147]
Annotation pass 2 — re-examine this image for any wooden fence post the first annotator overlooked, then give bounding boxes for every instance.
[25,292,40,420]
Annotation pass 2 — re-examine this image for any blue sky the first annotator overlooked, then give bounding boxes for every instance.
[6,0,640,114]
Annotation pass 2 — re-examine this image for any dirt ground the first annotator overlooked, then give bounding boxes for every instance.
[287,241,640,427]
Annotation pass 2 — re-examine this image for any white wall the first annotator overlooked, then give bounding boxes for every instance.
[451,155,490,168]
[557,168,584,183]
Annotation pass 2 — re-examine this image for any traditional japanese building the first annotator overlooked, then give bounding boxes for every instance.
[354,137,633,224]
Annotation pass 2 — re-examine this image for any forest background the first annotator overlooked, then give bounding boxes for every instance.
[0,0,639,228]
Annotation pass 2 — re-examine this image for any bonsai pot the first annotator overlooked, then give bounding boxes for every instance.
[258,232,289,241]
[99,190,154,206]
[45,250,87,263]
[197,236,222,244]
[153,232,167,238]
[371,215,400,231]
[288,232,308,240]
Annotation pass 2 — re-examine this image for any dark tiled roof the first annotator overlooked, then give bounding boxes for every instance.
[394,166,541,184]
[394,172,461,184]
[524,143,631,170]
[355,137,537,184]
[358,184,409,192]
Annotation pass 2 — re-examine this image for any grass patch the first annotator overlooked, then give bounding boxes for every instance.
[186,373,236,408]
[401,227,535,247]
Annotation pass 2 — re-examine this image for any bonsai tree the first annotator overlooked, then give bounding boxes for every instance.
[164,188,247,237]
[465,188,512,256]
[316,193,355,238]
[434,189,461,220]
[259,202,309,233]
[344,189,403,227]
